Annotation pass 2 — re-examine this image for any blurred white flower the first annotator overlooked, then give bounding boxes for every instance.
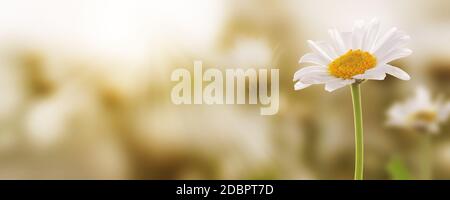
[0,61,25,122]
[25,82,98,148]
[387,86,450,134]
[294,18,412,92]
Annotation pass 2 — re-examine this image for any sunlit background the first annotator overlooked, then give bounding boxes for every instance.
[0,0,449,179]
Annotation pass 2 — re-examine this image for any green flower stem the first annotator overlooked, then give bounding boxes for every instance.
[351,83,364,180]
[420,134,432,180]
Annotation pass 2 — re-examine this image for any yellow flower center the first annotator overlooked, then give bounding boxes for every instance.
[328,50,377,79]
[410,110,437,123]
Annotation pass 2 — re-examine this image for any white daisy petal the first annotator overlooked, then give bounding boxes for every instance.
[438,102,450,121]
[387,104,404,124]
[328,29,347,55]
[299,53,328,66]
[352,67,386,80]
[351,20,365,50]
[300,73,335,84]
[374,34,410,58]
[379,48,412,64]
[362,18,380,51]
[324,79,355,92]
[340,32,352,50]
[416,86,431,105]
[307,40,334,61]
[293,66,327,81]
[294,82,311,90]
[381,64,410,80]
[387,33,410,49]
[316,41,338,59]
[370,27,398,53]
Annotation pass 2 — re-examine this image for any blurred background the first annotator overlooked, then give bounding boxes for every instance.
[0,0,449,179]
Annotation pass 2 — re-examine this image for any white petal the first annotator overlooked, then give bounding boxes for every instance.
[386,33,410,50]
[415,86,431,105]
[378,48,412,64]
[370,27,398,53]
[324,79,355,92]
[380,64,410,80]
[374,35,410,58]
[300,73,335,84]
[352,67,386,80]
[340,32,352,50]
[299,53,328,66]
[438,102,450,121]
[329,29,347,55]
[317,41,338,58]
[294,82,312,90]
[352,20,366,50]
[307,40,334,61]
[361,18,380,51]
[293,66,327,81]
[387,103,409,126]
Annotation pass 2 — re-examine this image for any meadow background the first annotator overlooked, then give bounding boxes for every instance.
[0,0,449,179]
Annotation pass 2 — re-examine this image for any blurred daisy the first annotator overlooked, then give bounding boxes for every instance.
[294,18,412,92]
[387,86,450,134]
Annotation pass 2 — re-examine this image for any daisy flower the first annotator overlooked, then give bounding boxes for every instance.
[293,19,412,180]
[294,18,412,92]
[387,86,450,134]
[387,86,450,179]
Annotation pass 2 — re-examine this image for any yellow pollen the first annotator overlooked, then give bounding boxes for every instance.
[328,49,377,79]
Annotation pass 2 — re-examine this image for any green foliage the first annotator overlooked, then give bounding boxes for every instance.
[386,156,411,180]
